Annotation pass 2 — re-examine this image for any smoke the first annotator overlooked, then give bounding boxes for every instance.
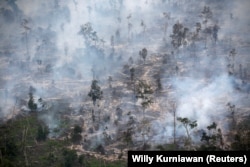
[172,75,234,127]
[0,0,249,150]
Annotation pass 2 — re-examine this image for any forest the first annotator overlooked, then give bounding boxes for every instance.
[0,0,250,166]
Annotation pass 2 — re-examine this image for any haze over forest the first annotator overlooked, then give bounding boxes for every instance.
[0,0,250,166]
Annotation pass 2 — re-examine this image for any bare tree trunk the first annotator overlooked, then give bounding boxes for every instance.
[11,96,17,122]
[184,125,192,150]
[133,82,136,111]
[25,31,30,61]
[23,126,29,167]
[143,107,145,147]
[172,102,177,149]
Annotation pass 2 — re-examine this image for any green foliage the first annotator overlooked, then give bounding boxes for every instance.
[135,80,154,108]
[0,115,125,166]
[199,122,224,150]
[78,154,84,166]
[73,125,82,134]
[177,117,197,149]
[177,117,197,129]
[71,133,82,144]
[36,124,49,142]
[28,92,37,111]
[94,144,105,155]
[88,80,103,106]
[71,125,82,144]
[207,122,217,130]
[0,138,19,159]
[62,149,78,167]
[0,158,15,167]
[231,116,250,150]
[170,22,189,48]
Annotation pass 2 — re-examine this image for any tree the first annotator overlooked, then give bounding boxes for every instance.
[78,154,89,167]
[71,125,82,144]
[190,22,201,60]
[115,29,120,43]
[177,117,197,150]
[127,14,132,41]
[170,22,189,49]
[121,112,136,147]
[79,22,102,47]
[201,6,213,48]
[108,76,112,88]
[140,48,147,64]
[135,80,154,109]
[196,22,201,34]
[201,6,212,26]
[212,24,219,42]
[171,102,177,148]
[135,80,153,146]
[227,102,236,130]
[199,122,224,150]
[62,149,78,167]
[21,19,31,62]
[130,68,135,82]
[116,107,123,121]
[88,80,103,106]
[141,20,146,40]
[227,49,236,75]
[156,77,162,93]
[128,56,134,65]
[28,92,37,112]
[103,126,112,145]
[36,124,49,142]
[239,64,243,79]
[110,35,114,50]
[229,48,236,63]
[231,116,250,150]
[162,12,170,40]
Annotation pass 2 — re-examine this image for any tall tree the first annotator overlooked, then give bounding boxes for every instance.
[79,22,102,47]
[130,68,135,82]
[108,76,113,88]
[127,14,132,41]
[201,6,213,49]
[135,80,153,146]
[212,24,219,43]
[36,124,49,142]
[139,48,148,64]
[21,19,31,62]
[170,22,189,49]
[28,92,37,112]
[110,35,114,50]
[200,122,224,150]
[141,20,146,41]
[88,80,103,106]
[177,117,197,150]
[162,12,170,40]
[227,48,236,75]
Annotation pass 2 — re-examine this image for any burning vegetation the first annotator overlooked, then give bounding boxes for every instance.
[0,0,250,166]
